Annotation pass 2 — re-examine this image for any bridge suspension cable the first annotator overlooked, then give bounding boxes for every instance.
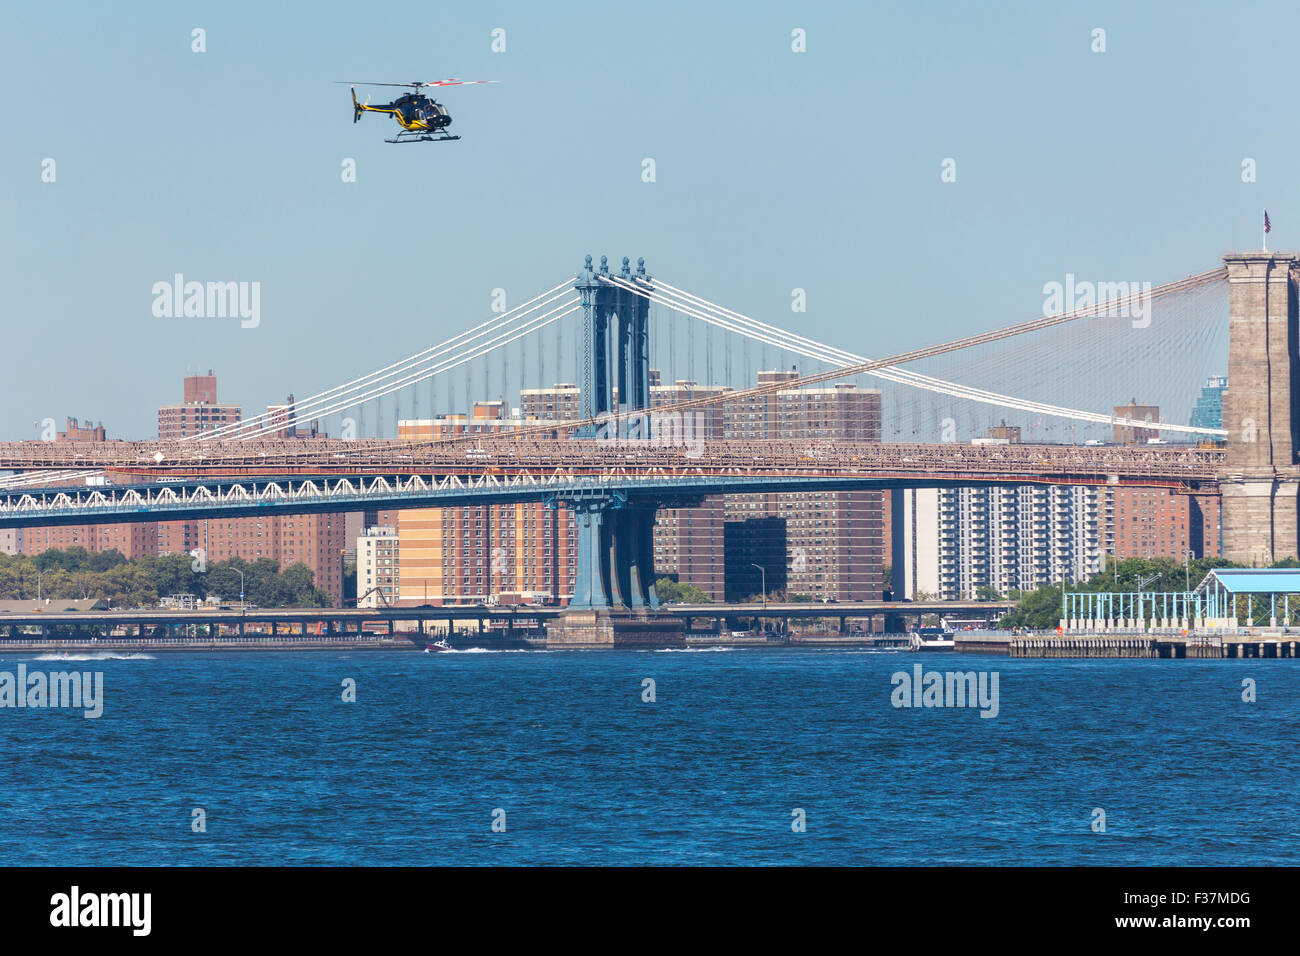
[188,281,578,442]
[210,299,582,442]
[0,282,581,486]
[419,266,1227,448]
[600,270,1229,437]
[0,470,91,490]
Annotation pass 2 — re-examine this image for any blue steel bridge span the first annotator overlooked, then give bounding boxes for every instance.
[0,465,1215,531]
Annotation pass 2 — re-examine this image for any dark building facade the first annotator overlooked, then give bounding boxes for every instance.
[724,517,788,601]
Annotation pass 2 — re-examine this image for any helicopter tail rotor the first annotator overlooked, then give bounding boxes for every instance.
[350,85,363,123]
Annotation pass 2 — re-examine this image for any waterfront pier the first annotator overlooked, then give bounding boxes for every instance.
[1006,634,1300,659]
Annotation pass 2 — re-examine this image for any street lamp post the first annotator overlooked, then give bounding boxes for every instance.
[751,564,766,612]
[1137,572,1159,630]
[236,568,247,639]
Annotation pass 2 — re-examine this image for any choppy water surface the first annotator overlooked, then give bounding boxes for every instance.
[1,648,1295,865]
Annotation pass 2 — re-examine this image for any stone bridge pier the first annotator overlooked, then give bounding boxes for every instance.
[545,491,693,649]
[1220,251,1300,564]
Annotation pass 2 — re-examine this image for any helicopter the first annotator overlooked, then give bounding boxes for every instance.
[336,78,498,144]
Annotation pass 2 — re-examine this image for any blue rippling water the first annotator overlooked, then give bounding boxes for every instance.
[0,648,1296,866]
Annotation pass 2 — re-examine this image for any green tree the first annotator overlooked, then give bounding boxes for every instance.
[205,559,249,604]
[99,563,158,608]
[342,560,357,605]
[1000,584,1064,629]
[87,549,128,573]
[140,553,207,600]
[655,577,711,604]
[0,548,340,608]
[35,546,91,573]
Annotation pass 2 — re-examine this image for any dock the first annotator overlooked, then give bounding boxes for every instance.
[957,630,1300,659]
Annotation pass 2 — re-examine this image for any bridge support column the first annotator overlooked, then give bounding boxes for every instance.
[603,510,628,608]
[570,505,607,610]
[1220,251,1300,564]
[620,507,659,611]
[575,254,652,435]
[546,489,683,648]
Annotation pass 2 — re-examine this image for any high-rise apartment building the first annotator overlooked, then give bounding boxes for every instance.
[1104,487,1221,561]
[158,371,241,440]
[387,407,577,605]
[894,478,1223,600]
[657,373,884,602]
[520,383,580,431]
[723,516,787,601]
[650,379,730,441]
[653,496,726,600]
[893,484,1101,600]
[155,513,348,605]
[357,526,399,608]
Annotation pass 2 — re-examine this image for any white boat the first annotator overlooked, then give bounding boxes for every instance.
[425,639,453,653]
[908,623,955,651]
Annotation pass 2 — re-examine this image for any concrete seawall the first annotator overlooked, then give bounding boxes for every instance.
[0,637,423,653]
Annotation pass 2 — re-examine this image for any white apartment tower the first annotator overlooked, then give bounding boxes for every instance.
[894,485,1102,600]
[357,525,399,608]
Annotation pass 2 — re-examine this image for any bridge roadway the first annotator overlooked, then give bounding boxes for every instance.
[0,600,1014,639]
[0,440,1222,528]
[0,437,1223,479]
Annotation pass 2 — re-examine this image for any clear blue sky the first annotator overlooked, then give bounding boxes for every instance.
[1,0,1293,440]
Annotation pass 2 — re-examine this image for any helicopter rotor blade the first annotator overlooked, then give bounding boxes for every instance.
[334,81,425,88]
[421,78,500,87]
[332,79,500,89]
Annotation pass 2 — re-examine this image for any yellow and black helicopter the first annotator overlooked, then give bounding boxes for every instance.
[337,78,498,144]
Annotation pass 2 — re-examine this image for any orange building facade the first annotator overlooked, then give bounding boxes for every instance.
[383,406,577,606]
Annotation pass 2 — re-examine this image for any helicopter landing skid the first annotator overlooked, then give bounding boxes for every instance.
[385,132,461,144]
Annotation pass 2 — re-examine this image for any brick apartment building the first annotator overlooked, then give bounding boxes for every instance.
[157,371,242,440]
[14,374,347,605]
[651,371,885,602]
[377,402,577,606]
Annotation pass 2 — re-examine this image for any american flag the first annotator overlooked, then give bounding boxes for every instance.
[1265,210,1272,234]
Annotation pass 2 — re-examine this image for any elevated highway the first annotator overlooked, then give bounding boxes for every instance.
[0,600,1012,641]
